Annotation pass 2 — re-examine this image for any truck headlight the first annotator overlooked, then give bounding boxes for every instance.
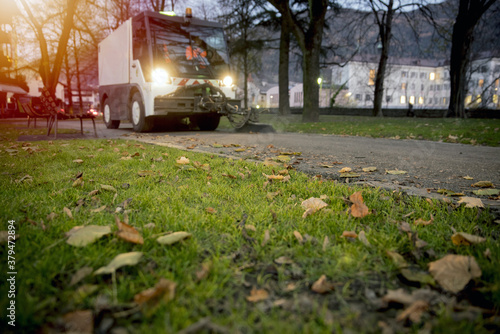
[222,75,233,86]
[152,69,169,84]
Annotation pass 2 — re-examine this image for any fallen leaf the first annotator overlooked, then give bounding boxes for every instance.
[463,176,474,180]
[235,148,246,152]
[400,268,436,285]
[414,215,433,226]
[246,287,269,302]
[341,231,358,238]
[301,197,328,218]
[293,230,304,243]
[311,275,334,294]
[245,224,257,232]
[70,267,93,286]
[471,181,494,188]
[386,251,409,269]
[66,225,111,247]
[358,230,370,246]
[428,254,482,293]
[205,207,217,214]
[176,156,190,165]
[64,207,73,219]
[134,278,176,313]
[61,310,93,334]
[274,256,294,265]
[322,236,330,251]
[73,159,84,164]
[100,184,117,193]
[195,261,212,282]
[116,217,144,244]
[451,232,486,246]
[339,167,352,173]
[381,288,415,305]
[157,231,191,245]
[473,189,500,196]
[363,167,377,172]
[339,172,361,178]
[72,178,84,188]
[90,205,107,213]
[458,197,484,208]
[0,231,19,244]
[396,300,429,323]
[263,173,284,181]
[261,229,270,246]
[94,251,143,275]
[349,191,370,218]
[276,155,291,163]
[387,169,407,175]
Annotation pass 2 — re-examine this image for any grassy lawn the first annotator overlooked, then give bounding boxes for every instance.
[220,115,500,147]
[0,124,499,333]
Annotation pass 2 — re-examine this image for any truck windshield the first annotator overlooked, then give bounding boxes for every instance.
[145,17,229,79]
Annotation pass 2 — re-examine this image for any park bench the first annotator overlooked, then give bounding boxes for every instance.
[18,100,51,130]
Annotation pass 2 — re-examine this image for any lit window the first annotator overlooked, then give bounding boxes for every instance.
[400,96,406,104]
[465,95,472,105]
[409,96,415,104]
[418,97,424,104]
[443,97,447,105]
[478,79,484,88]
[401,83,407,90]
[495,79,499,88]
[493,95,498,104]
[430,73,435,80]
[476,95,482,103]
[369,69,375,86]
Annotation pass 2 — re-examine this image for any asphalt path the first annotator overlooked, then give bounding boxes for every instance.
[18,119,500,207]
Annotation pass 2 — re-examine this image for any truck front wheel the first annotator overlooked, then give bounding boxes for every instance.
[103,100,120,129]
[130,92,153,132]
[196,114,221,131]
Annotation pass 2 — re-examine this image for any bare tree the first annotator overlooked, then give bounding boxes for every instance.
[268,0,330,122]
[18,0,80,95]
[446,0,497,117]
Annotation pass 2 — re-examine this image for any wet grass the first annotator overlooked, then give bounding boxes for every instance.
[0,125,498,333]
[219,115,500,147]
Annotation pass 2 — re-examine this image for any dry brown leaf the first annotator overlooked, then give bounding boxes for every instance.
[381,289,415,305]
[311,275,335,294]
[471,181,493,188]
[293,230,304,243]
[263,173,284,181]
[349,191,370,218]
[339,167,352,173]
[134,278,176,311]
[176,156,190,165]
[358,230,371,246]
[246,287,269,302]
[301,197,328,218]
[205,207,217,214]
[458,197,484,208]
[396,300,429,323]
[63,207,73,219]
[451,232,486,246]
[61,310,93,334]
[428,254,482,293]
[73,159,84,164]
[386,251,409,269]
[245,224,257,232]
[341,231,358,238]
[322,236,330,251]
[414,215,433,226]
[116,217,144,244]
[261,229,270,246]
[195,261,212,282]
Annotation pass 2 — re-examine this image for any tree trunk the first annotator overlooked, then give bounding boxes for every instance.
[302,45,320,122]
[64,50,73,115]
[243,50,249,109]
[278,19,290,115]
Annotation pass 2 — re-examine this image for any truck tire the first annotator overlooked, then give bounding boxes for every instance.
[103,100,120,129]
[130,92,153,132]
[197,114,221,131]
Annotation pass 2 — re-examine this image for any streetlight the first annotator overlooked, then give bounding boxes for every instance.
[317,77,323,107]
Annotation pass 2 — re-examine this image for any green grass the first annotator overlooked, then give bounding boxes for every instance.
[220,115,500,146]
[0,125,499,333]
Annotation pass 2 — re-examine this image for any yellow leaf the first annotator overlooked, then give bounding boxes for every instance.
[387,169,407,175]
[451,232,486,246]
[73,159,84,164]
[301,197,328,218]
[176,156,190,165]
[362,167,377,172]
[263,173,284,181]
[386,251,408,269]
[94,252,143,275]
[293,230,303,243]
[471,181,494,188]
[156,231,191,245]
[339,167,352,173]
[463,175,474,180]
